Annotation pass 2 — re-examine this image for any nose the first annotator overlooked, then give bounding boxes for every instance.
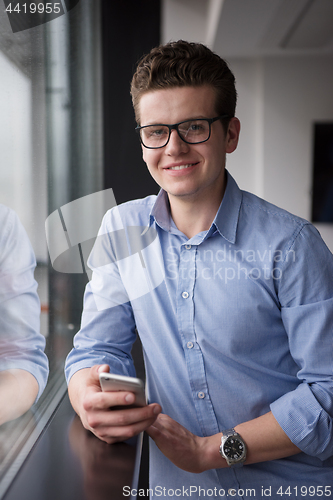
[164,129,189,155]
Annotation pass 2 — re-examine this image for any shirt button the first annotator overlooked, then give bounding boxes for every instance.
[185,244,191,250]
[198,392,205,399]
[187,341,194,349]
[182,291,189,299]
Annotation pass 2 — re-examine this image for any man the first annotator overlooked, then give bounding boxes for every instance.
[65,41,333,498]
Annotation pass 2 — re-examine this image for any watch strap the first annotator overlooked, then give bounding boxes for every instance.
[222,428,236,439]
[220,428,247,468]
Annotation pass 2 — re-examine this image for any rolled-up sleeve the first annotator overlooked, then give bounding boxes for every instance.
[0,206,49,400]
[65,209,137,383]
[270,223,333,460]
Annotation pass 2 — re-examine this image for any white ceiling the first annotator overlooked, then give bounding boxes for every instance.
[162,0,333,58]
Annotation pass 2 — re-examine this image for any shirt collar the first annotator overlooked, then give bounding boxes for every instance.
[149,189,172,232]
[149,170,242,244]
[212,170,242,244]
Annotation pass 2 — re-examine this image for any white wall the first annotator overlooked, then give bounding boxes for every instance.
[161,0,208,44]
[0,50,48,262]
[227,55,333,251]
[161,0,333,253]
[224,58,264,196]
[0,51,33,232]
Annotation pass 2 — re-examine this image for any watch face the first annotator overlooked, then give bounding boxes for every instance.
[224,437,245,460]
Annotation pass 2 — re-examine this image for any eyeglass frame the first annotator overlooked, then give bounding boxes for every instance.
[135,115,230,149]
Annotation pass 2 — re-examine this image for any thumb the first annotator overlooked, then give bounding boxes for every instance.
[97,364,110,374]
[87,364,110,387]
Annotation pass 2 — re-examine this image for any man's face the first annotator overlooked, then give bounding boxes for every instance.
[139,85,239,206]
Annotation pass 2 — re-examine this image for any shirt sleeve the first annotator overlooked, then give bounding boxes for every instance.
[0,206,49,400]
[65,209,137,383]
[270,223,333,460]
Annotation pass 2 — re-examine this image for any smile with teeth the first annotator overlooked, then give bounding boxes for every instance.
[168,163,196,170]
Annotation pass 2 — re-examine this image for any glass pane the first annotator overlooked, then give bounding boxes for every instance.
[0,1,103,494]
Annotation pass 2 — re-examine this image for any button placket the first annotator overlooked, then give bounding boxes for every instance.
[176,243,218,435]
[177,244,195,341]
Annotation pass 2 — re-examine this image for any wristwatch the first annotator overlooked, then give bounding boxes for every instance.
[219,428,247,467]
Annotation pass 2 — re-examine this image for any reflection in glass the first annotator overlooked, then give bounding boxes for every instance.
[0,9,51,492]
[0,0,102,494]
[0,205,49,425]
[69,416,137,500]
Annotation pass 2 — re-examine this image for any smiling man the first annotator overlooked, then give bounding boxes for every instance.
[138,85,239,239]
[65,41,333,498]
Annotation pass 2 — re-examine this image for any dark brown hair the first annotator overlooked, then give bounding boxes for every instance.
[131,40,237,129]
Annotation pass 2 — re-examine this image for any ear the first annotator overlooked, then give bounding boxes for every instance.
[141,144,147,163]
[225,117,240,154]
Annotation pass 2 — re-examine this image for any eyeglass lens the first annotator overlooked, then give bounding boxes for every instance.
[140,119,210,148]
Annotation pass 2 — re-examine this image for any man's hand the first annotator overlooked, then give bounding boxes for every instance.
[147,411,301,473]
[146,413,222,473]
[68,364,161,444]
[0,369,39,425]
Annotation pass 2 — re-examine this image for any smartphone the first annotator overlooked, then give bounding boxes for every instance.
[99,372,146,407]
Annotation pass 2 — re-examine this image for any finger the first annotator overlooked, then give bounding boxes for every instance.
[147,413,176,431]
[86,364,110,389]
[103,415,159,442]
[84,389,144,411]
[110,403,161,426]
[146,423,162,440]
[86,403,161,430]
[88,410,161,444]
[98,364,110,374]
[145,413,172,437]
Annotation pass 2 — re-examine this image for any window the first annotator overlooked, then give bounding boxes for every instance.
[0,2,102,495]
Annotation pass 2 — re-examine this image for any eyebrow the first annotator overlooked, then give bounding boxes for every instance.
[142,116,209,126]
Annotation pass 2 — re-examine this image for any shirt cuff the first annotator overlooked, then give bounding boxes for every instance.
[270,382,333,461]
[65,351,136,385]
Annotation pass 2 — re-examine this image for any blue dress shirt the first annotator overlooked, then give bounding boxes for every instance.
[0,205,49,399]
[66,171,333,498]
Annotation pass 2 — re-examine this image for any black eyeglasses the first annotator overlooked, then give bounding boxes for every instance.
[135,115,229,149]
